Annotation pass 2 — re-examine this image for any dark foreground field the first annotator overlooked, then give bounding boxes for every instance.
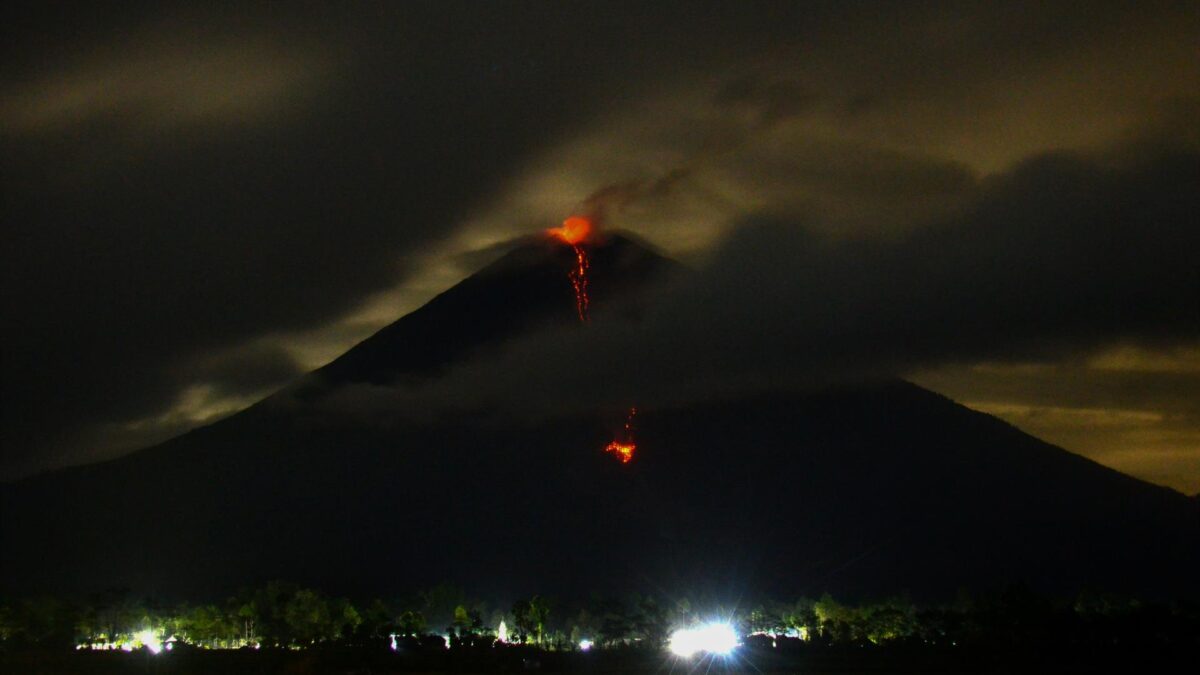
[2,643,1190,675]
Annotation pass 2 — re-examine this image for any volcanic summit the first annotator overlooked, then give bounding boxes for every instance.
[2,232,1197,602]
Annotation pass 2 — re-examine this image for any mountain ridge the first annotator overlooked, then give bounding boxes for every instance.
[2,234,1196,602]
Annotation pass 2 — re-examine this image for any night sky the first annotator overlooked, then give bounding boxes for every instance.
[2,2,1197,492]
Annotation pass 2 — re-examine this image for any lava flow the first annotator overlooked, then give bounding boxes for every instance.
[604,407,637,464]
[547,216,593,322]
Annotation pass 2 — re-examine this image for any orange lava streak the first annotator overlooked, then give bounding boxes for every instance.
[605,407,637,464]
[548,216,594,322]
[568,244,590,321]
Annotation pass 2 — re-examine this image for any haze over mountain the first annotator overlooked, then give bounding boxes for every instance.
[2,234,1196,604]
[5,3,1198,497]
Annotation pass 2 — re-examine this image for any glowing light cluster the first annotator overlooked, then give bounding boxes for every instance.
[604,441,635,463]
[547,216,593,322]
[578,639,593,651]
[78,629,170,653]
[668,622,740,657]
[604,406,638,464]
[136,629,163,654]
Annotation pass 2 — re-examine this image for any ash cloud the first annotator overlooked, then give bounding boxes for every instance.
[0,2,704,477]
[350,139,1198,425]
[3,1,1198,479]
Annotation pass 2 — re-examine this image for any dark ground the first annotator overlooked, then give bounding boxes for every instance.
[2,643,1191,675]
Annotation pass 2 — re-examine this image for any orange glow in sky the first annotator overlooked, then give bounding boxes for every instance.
[548,215,593,245]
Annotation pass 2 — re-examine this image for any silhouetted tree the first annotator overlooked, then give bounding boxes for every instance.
[419,584,466,636]
[396,610,426,637]
[284,589,332,645]
[250,580,298,647]
[592,595,634,647]
[355,598,393,642]
[630,595,668,647]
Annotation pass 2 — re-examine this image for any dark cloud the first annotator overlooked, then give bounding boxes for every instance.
[576,169,694,225]
[347,140,1197,426]
[179,343,303,399]
[3,1,857,477]
[913,349,1200,493]
[0,2,690,477]
[714,75,816,126]
[2,1,1198,480]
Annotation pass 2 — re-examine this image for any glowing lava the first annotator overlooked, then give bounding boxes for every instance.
[550,215,592,245]
[604,407,637,464]
[604,441,635,464]
[547,216,593,322]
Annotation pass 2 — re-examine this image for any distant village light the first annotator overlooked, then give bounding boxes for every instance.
[668,623,739,658]
[136,629,163,654]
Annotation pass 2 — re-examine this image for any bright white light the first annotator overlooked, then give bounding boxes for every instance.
[136,629,163,654]
[390,633,398,651]
[497,620,509,643]
[668,623,739,658]
[578,639,593,651]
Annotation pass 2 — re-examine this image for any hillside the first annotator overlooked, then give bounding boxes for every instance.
[2,234,1196,602]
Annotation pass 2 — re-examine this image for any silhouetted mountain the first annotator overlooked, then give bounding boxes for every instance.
[2,235,1197,604]
[308,233,672,389]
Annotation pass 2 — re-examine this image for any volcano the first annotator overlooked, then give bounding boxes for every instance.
[2,234,1197,602]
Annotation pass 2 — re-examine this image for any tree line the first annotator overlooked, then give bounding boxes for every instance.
[1,583,1197,652]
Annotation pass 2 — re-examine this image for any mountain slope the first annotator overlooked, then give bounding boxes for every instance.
[309,233,673,388]
[2,235,1196,602]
